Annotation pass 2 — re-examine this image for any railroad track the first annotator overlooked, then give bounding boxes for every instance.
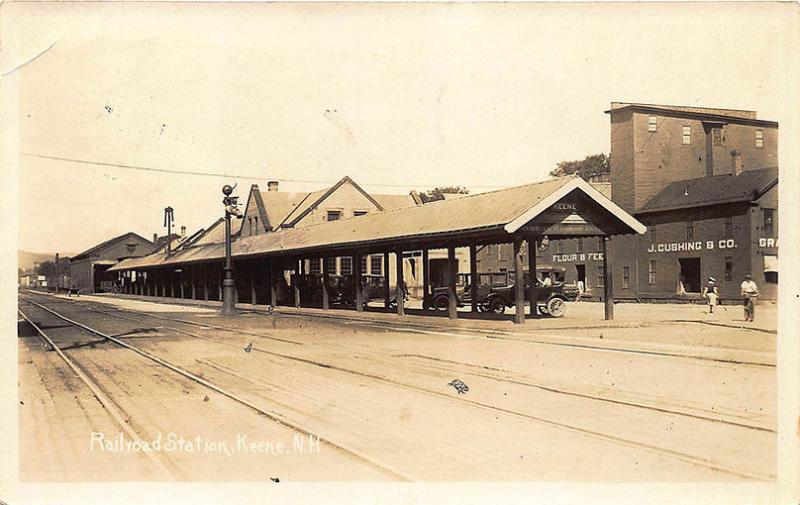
[21,292,775,480]
[18,295,413,481]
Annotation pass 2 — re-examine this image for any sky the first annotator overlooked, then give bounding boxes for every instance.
[6,2,795,254]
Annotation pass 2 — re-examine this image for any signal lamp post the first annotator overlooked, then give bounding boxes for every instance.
[220,184,243,316]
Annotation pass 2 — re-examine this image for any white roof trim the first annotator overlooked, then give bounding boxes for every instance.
[503,177,647,235]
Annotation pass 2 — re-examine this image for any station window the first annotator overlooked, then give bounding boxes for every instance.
[648,116,657,132]
[326,257,337,275]
[685,222,694,241]
[577,238,584,253]
[247,217,253,235]
[597,266,604,288]
[724,256,733,282]
[724,216,733,239]
[370,255,383,276]
[682,126,692,145]
[253,217,259,235]
[755,130,764,148]
[353,210,368,217]
[622,266,631,288]
[360,255,368,274]
[309,258,321,275]
[763,209,774,236]
[340,257,353,275]
[327,210,342,222]
[712,128,724,146]
[648,260,657,284]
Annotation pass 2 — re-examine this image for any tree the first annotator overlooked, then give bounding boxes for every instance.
[35,261,56,277]
[550,153,610,181]
[419,186,470,203]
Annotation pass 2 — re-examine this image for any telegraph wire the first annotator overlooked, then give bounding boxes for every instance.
[20,152,513,190]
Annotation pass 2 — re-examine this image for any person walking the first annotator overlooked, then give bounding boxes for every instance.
[702,276,719,314]
[740,274,759,322]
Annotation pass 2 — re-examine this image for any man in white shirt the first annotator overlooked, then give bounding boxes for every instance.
[740,274,759,322]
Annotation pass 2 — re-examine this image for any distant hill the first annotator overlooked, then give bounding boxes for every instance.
[18,250,76,272]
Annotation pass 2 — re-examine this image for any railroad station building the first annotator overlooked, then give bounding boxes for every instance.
[69,232,157,293]
[109,176,646,323]
[477,103,779,302]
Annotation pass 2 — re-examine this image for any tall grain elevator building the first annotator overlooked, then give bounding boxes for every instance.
[477,102,779,302]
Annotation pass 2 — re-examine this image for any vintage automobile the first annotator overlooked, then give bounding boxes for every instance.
[424,272,571,317]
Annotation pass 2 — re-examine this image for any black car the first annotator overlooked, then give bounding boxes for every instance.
[485,278,569,317]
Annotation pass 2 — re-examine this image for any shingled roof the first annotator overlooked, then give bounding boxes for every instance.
[71,232,155,261]
[109,176,646,272]
[636,167,778,214]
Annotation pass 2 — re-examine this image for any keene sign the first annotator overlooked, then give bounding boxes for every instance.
[647,240,737,253]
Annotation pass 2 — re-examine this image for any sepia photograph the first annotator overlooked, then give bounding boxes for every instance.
[2,2,799,504]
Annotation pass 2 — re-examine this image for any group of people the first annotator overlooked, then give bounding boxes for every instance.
[702,274,759,322]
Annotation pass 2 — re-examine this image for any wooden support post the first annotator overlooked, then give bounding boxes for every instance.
[513,238,525,324]
[383,253,391,309]
[422,249,430,302]
[203,265,209,301]
[250,263,257,305]
[354,253,364,312]
[322,257,330,310]
[218,265,223,301]
[270,259,278,307]
[528,237,538,317]
[395,250,405,316]
[602,236,614,320]
[190,266,196,300]
[469,245,478,312]
[179,273,185,299]
[170,273,175,298]
[447,246,458,319]
[293,259,301,308]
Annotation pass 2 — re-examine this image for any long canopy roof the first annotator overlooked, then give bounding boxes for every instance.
[110,176,646,272]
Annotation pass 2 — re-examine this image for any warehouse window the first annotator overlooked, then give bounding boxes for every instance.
[340,257,353,275]
[682,126,691,145]
[648,260,657,284]
[622,266,631,288]
[712,128,724,146]
[596,237,603,251]
[556,241,564,254]
[685,222,694,241]
[597,266,604,288]
[764,254,778,284]
[763,209,774,236]
[724,216,733,239]
[309,258,321,275]
[650,225,657,243]
[370,255,383,276]
[755,130,764,148]
[327,210,342,222]
[724,256,733,282]
[648,116,657,132]
[577,238,584,253]
[326,257,337,275]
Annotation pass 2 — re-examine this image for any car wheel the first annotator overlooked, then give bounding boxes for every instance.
[547,297,566,318]
[488,298,506,314]
[435,297,449,311]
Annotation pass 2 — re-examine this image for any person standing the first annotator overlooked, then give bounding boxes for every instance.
[740,274,759,322]
[702,276,719,313]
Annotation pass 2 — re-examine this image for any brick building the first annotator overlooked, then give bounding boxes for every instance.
[477,102,779,302]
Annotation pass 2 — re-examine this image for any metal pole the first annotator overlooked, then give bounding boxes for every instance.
[220,208,237,315]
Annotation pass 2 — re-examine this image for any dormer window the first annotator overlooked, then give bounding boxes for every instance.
[327,210,342,221]
[648,116,657,132]
[682,126,691,145]
[755,130,764,148]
